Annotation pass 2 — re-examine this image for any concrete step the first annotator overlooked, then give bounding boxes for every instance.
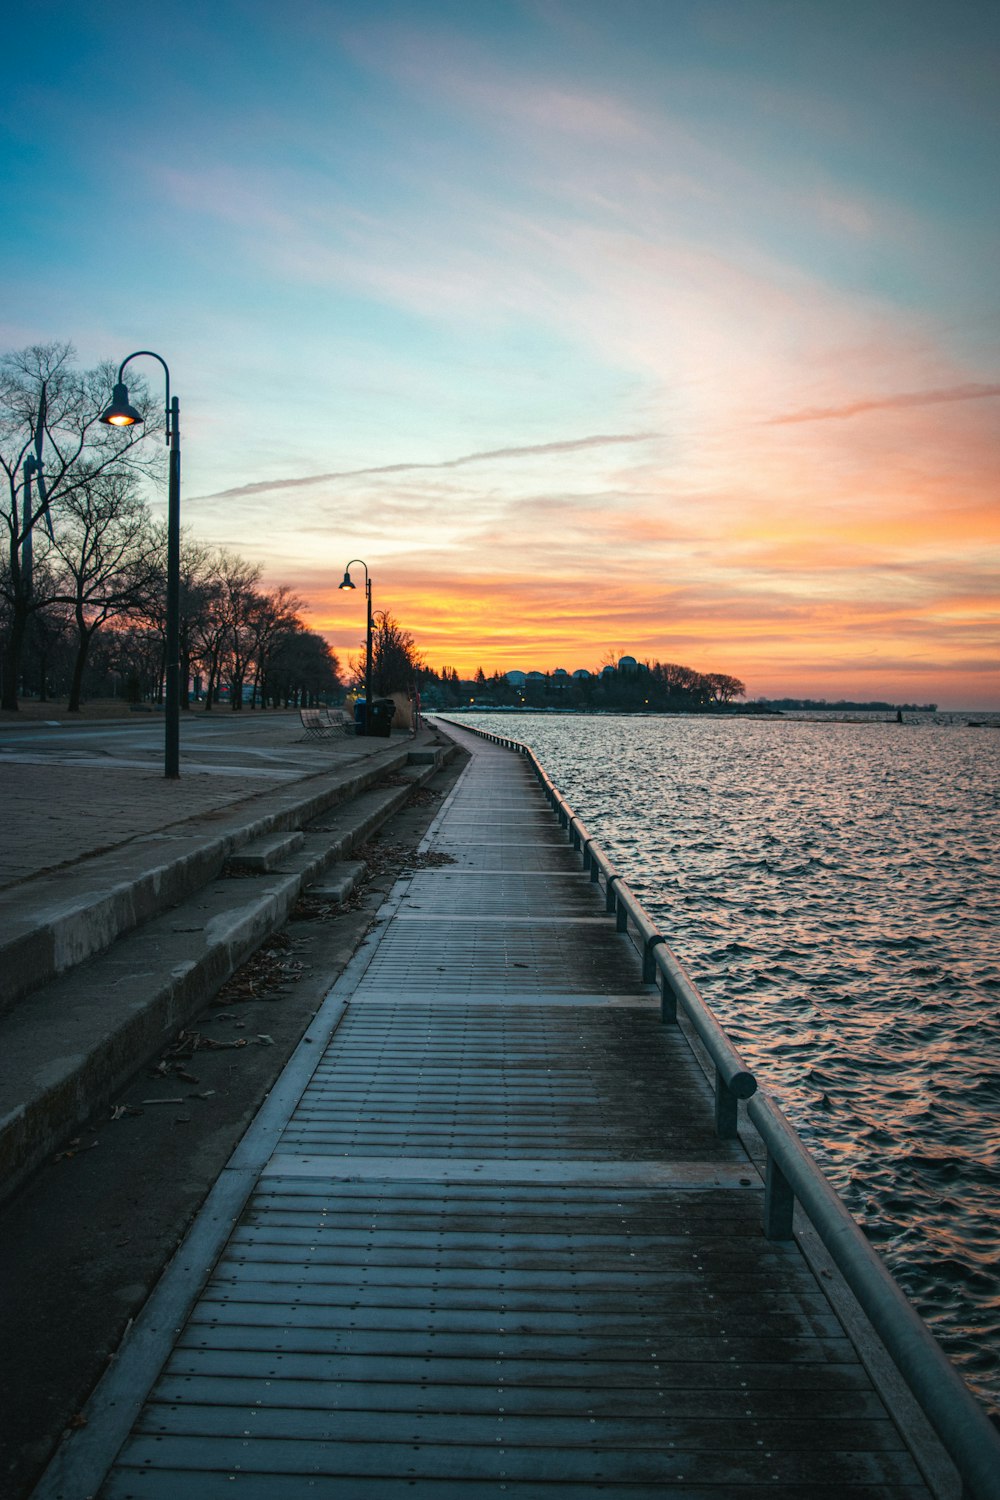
[0,751,452,1203]
[305,861,367,905]
[224,831,305,873]
[0,743,418,1017]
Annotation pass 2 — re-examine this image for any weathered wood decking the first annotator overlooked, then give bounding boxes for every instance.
[59,724,937,1497]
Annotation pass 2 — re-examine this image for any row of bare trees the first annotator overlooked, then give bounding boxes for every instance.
[1,342,340,710]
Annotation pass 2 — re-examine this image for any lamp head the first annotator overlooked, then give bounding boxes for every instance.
[338,569,356,590]
[99,381,144,428]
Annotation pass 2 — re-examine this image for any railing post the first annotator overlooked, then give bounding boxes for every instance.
[605,874,618,914]
[763,1152,795,1240]
[643,934,666,984]
[615,891,629,932]
[714,1066,738,1138]
[659,971,677,1024]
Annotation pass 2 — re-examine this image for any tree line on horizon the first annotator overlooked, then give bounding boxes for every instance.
[418,659,746,712]
[0,341,427,713]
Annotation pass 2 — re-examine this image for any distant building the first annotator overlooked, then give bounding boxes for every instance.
[505,670,527,686]
[618,655,638,675]
[526,670,546,682]
[572,668,591,679]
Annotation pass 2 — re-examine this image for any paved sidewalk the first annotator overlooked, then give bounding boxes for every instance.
[0,712,394,889]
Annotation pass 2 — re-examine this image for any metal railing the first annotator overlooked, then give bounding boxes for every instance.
[445,718,1000,1500]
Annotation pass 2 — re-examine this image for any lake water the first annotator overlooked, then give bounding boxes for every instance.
[447,710,1000,1415]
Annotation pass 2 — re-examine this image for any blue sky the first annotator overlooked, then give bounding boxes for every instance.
[3,0,998,703]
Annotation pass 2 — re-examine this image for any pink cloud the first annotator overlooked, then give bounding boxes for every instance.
[767,383,1000,424]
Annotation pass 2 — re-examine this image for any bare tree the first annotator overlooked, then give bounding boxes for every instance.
[215,552,262,710]
[48,468,160,711]
[265,622,341,707]
[0,342,160,708]
[248,586,303,707]
[356,610,423,697]
[703,672,746,705]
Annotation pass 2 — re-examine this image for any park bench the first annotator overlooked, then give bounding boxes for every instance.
[299,706,353,739]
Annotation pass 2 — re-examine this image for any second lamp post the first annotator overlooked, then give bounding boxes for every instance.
[339,560,373,734]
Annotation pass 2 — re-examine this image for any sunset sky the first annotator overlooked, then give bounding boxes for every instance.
[3,0,998,706]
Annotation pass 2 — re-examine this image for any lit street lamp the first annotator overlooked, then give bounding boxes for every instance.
[339,560,372,735]
[100,351,181,778]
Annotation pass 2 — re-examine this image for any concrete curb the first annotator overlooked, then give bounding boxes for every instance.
[0,745,454,1204]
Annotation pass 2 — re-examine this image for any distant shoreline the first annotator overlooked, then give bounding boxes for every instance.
[445,706,998,723]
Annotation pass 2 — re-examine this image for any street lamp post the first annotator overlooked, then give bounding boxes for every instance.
[339,560,372,735]
[99,352,181,778]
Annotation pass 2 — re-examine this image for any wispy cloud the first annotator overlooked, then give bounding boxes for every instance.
[767,383,1000,425]
[192,431,661,501]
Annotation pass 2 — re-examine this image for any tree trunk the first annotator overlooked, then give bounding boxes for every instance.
[1,601,30,711]
[67,628,94,712]
[180,644,191,709]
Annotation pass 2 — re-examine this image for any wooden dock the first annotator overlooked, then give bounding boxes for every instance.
[40,722,965,1497]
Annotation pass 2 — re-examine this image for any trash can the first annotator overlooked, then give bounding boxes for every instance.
[368,697,396,738]
[353,698,368,735]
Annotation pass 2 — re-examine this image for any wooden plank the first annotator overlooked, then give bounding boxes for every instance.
[176,1323,858,1363]
[163,1346,882,1391]
[103,1471,929,1500]
[203,1274,836,1319]
[135,1403,910,1454]
[107,1433,923,1485]
[152,1371,892,1418]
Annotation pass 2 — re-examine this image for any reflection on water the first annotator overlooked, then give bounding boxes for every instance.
[450,712,1000,1413]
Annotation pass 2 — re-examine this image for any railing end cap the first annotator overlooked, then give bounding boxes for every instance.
[732,1071,757,1100]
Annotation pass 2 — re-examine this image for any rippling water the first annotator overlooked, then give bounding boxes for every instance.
[448,711,1000,1413]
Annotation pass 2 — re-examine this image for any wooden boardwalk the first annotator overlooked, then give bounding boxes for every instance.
[77,724,935,1497]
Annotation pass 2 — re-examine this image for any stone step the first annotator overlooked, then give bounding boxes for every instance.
[305,861,367,905]
[224,831,305,873]
[0,744,417,1016]
[0,756,452,1203]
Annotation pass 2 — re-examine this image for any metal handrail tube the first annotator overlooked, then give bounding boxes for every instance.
[612,878,657,947]
[655,945,757,1100]
[587,841,618,886]
[571,816,598,871]
[747,1091,1000,1500]
[586,844,621,911]
[570,813,594,847]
